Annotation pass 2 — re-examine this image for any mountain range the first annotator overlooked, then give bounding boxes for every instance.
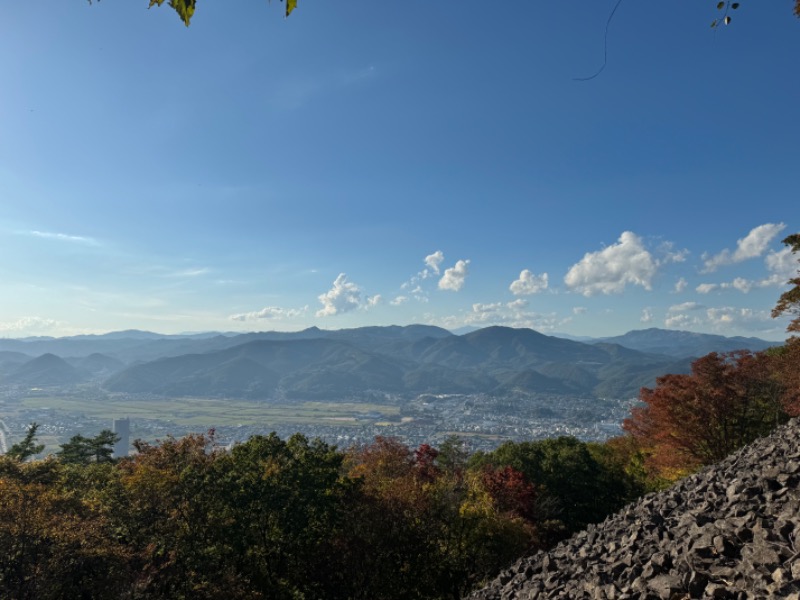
[0,326,782,400]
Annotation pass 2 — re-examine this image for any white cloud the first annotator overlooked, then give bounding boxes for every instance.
[564,231,657,296]
[705,307,772,332]
[674,277,688,293]
[668,301,704,313]
[424,251,444,275]
[167,268,210,278]
[366,294,382,308]
[572,306,587,315]
[702,223,786,272]
[640,309,654,324]
[664,302,705,329]
[664,301,777,335]
[316,273,363,317]
[229,306,308,321]
[438,259,470,292]
[507,299,529,310]
[509,270,549,296]
[696,283,718,294]
[399,250,447,300]
[28,230,100,246]
[390,295,408,306]
[434,303,567,333]
[0,316,61,335]
[656,242,689,265]
[665,313,701,330]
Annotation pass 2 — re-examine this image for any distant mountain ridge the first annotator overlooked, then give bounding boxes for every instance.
[593,328,780,358]
[0,326,780,400]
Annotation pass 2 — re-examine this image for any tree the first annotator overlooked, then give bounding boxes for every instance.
[6,423,45,462]
[470,436,634,539]
[772,233,800,335]
[624,350,794,480]
[57,430,119,464]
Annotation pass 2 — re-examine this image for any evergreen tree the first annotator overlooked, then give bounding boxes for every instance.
[6,422,45,462]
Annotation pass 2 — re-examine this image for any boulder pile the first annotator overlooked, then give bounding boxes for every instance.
[467,419,800,599]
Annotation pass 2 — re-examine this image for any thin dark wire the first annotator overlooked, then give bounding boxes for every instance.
[573,0,625,82]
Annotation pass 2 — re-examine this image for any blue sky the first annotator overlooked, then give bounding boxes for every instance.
[1,1,798,340]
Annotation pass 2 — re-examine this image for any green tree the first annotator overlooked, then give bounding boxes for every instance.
[772,233,800,335]
[57,430,119,464]
[471,436,634,540]
[6,422,45,462]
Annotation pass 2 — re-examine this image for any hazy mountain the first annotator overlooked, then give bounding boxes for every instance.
[4,353,89,386]
[102,325,690,400]
[0,325,776,400]
[65,353,127,377]
[593,328,780,358]
[0,351,33,377]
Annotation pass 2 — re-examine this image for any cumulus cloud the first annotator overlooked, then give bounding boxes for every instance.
[656,242,689,265]
[399,250,448,300]
[664,300,776,334]
[564,231,657,296]
[438,259,470,291]
[695,262,790,295]
[572,306,587,315]
[640,309,654,324]
[0,316,61,334]
[665,313,701,330]
[229,306,308,321]
[664,302,705,329]
[509,270,549,296]
[702,223,786,272]
[674,277,688,293]
[316,273,363,317]
[705,307,772,332]
[390,295,409,306]
[366,294,382,308]
[696,283,718,294]
[424,251,444,275]
[434,301,567,332]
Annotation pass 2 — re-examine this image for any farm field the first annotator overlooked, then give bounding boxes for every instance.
[21,395,401,428]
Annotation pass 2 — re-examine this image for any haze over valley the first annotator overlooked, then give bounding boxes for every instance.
[0,325,779,454]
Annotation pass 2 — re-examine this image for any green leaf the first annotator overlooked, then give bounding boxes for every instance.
[724,15,732,24]
[717,1,725,9]
[731,2,740,8]
[711,19,719,27]
[148,0,196,26]
[170,0,196,26]
[286,0,297,17]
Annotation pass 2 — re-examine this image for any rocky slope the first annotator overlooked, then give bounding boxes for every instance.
[467,419,800,599]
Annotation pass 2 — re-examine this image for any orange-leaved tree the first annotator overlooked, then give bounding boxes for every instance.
[624,350,794,481]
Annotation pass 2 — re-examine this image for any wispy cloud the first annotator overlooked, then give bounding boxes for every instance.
[27,230,100,246]
[270,65,377,110]
[229,305,308,321]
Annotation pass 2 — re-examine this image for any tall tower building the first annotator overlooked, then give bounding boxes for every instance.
[112,418,130,458]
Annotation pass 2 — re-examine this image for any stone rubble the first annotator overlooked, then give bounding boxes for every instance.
[467,418,800,599]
